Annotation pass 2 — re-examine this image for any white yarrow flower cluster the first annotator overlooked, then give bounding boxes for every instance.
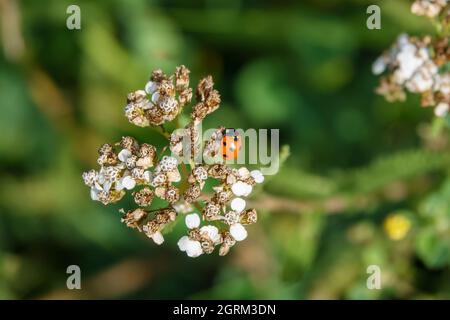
[411,0,448,18]
[175,167,264,258]
[178,213,221,258]
[124,66,192,127]
[374,34,450,117]
[83,66,272,257]
[373,35,436,89]
[82,138,156,205]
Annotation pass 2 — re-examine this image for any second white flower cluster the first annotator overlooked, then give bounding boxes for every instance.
[373,34,449,117]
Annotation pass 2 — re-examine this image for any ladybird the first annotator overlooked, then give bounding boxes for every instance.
[221,128,241,160]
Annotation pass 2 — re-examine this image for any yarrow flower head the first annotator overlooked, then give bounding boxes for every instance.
[411,0,449,18]
[124,66,193,127]
[373,3,450,118]
[82,137,155,205]
[82,65,272,257]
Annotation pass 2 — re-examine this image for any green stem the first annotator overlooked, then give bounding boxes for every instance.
[157,125,170,139]
[149,125,170,140]
[179,162,190,195]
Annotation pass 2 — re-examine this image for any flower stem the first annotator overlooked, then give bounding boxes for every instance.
[157,125,170,139]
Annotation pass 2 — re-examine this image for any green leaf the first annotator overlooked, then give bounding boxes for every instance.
[416,228,450,269]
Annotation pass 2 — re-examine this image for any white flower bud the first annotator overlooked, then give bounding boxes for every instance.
[250,170,264,183]
[231,198,246,213]
[178,236,189,251]
[230,223,247,241]
[185,213,200,229]
[151,231,164,245]
[231,181,252,197]
[121,176,136,190]
[185,240,203,258]
[372,56,386,75]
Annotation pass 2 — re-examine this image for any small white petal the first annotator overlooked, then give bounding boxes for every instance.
[118,149,132,162]
[97,173,106,185]
[177,236,189,251]
[372,56,386,75]
[103,180,112,192]
[185,213,201,229]
[242,183,253,196]
[90,188,99,201]
[151,231,164,245]
[230,223,247,241]
[115,179,124,191]
[143,171,152,183]
[185,240,203,258]
[151,92,160,103]
[231,181,247,196]
[250,170,264,183]
[94,181,103,191]
[231,198,246,213]
[145,81,157,94]
[122,176,136,190]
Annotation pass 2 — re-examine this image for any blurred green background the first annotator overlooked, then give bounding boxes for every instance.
[0,0,449,299]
